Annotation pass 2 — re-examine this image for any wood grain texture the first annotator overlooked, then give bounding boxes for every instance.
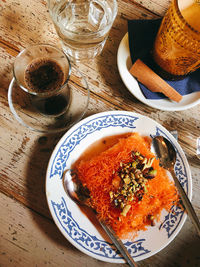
[0,0,200,266]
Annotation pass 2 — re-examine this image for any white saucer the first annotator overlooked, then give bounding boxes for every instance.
[117,33,200,111]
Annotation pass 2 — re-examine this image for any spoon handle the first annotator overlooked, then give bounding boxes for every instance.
[170,168,200,236]
[99,220,138,267]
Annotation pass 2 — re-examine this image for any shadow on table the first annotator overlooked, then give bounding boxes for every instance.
[95,27,141,107]
[24,132,80,252]
[162,234,200,267]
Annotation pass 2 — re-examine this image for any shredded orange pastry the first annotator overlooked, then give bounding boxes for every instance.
[75,133,179,239]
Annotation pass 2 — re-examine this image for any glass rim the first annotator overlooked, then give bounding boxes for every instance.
[175,0,200,35]
[13,43,72,97]
[49,1,118,37]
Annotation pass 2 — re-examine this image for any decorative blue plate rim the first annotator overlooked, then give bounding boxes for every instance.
[45,111,192,263]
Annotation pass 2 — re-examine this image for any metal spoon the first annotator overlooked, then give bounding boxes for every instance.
[152,136,200,236]
[62,169,138,267]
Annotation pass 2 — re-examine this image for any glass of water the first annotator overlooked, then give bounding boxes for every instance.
[47,0,118,62]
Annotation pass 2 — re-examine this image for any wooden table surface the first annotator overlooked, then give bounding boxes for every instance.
[0,0,200,266]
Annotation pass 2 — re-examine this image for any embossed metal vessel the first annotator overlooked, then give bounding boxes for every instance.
[153,0,200,78]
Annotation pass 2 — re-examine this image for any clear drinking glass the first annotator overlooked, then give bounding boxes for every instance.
[13,44,71,117]
[10,44,90,133]
[47,0,118,62]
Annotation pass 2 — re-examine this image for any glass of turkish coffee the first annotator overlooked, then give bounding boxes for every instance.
[13,44,71,117]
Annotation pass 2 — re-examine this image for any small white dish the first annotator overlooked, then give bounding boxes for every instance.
[117,33,200,111]
[46,111,191,263]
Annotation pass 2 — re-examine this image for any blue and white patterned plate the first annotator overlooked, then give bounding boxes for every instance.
[46,111,192,263]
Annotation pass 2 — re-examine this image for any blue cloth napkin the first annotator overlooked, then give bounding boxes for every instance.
[128,19,200,100]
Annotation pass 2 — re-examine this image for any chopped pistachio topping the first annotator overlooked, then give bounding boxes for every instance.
[121,205,131,217]
[109,151,157,217]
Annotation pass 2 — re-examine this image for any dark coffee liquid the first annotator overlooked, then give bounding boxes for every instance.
[32,93,70,116]
[25,58,65,93]
[25,58,70,116]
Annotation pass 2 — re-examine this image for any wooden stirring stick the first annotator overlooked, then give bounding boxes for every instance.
[129,59,182,102]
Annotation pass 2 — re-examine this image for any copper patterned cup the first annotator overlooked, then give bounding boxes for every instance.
[153,0,200,78]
